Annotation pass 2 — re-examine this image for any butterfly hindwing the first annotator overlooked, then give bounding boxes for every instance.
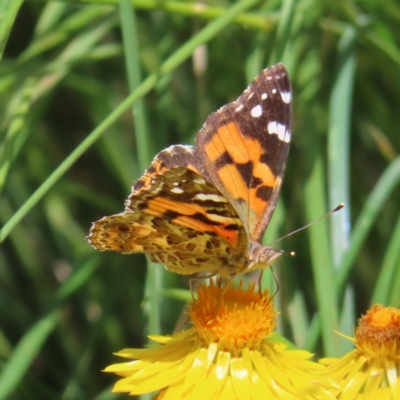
[131,145,207,194]
[126,167,247,251]
[88,212,241,275]
[88,167,248,275]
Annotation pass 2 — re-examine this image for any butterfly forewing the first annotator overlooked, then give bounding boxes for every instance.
[87,63,292,275]
[196,64,291,242]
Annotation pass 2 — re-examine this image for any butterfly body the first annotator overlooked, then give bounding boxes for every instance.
[87,63,292,277]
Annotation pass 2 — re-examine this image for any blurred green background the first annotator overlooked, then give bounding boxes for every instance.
[1,0,400,398]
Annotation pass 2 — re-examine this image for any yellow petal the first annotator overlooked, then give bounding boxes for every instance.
[241,348,254,376]
[251,350,281,395]
[375,387,397,400]
[148,334,172,344]
[218,377,239,400]
[263,352,302,397]
[181,347,209,392]
[132,343,201,379]
[104,359,150,375]
[340,372,367,400]
[230,357,252,400]
[126,365,183,394]
[215,351,230,381]
[362,367,383,398]
[385,360,400,398]
[112,375,138,392]
[191,363,221,400]
[159,379,185,400]
[319,352,358,381]
[250,369,278,400]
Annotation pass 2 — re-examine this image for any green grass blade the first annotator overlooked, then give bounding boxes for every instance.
[119,0,162,343]
[304,314,322,352]
[269,0,295,64]
[0,310,59,400]
[120,0,151,166]
[328,27,356,266]
[372,212,400,306]
[327,27,357,353]
[305,157,400,352]
[0,257,100,399]
[304,153,339,356]
[335,157,400,291]
[18,6,114,63]
[366,30,400,67]
[48,0,275,31]
[0,78,36,194]
[288,290,309,348]
[0,0,24,60]
[0,0,260,242]
[388,249,400,307]
[34,2,68,36]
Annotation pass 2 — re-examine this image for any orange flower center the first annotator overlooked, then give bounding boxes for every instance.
[190,279,277,355]
[356,304,400,363]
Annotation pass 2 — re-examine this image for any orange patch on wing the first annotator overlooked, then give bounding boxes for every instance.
[204,123,241,161]
[253,162,276,188]
[248,163,275,219]
[205,122,266,165]
[187,164,200,174]
[143,197,240,248]
[145,197,209,217]
[213,226,239,247]
[217,164,248,200]
[172,216,239,248]
[249,189,269,218]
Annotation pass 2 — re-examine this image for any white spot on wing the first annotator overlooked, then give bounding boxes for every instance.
[194,177,206,185]
[280,91,291,104]
[171,187,184,194]
[235,104,244,112]
[261,93,268,100]
[251,104,263,118]
[268,121,290,142]
[248,92,254,100]
[272,88,277,94]
[194,193,227,202]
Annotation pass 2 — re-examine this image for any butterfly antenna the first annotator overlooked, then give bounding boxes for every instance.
[271,203,345,245]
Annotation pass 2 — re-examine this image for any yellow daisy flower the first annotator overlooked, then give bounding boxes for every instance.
[104,280,337,399]
[319,304,400,399]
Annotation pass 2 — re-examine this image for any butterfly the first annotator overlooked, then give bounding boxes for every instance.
[87,63,292,277]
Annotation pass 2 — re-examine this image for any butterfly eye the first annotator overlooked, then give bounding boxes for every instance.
[256,251,268,264]
[255,247,279,266]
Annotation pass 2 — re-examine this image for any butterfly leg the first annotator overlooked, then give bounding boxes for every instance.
[270,266,280,298]
[189,272,218,302]
[211,276,236,317]
[257,271,264,297]
[257,267,280,298]
[259,267,280,310]
[219,275,235,297]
